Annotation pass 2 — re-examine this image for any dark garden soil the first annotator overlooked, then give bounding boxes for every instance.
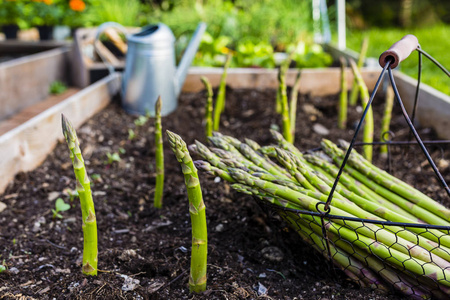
[0,87,449,299]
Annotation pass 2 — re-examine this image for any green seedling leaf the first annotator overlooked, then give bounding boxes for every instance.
[64,188,79,201]
[56,198,71,212]
[105,152,121,164]
[0,265,6,273]
[134,116,148,126]
[52,198,70,219]
[91,174,101,181]
[128,129,136,140]
[49,80,68,95]
[119,147,126,154]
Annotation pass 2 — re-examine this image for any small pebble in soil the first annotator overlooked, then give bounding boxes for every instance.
[119,249,138,261]
[261,246,284,262]
[312,123,330,136]
[256,282,268,295]
[119,274,140,291]
[9,267,19,275]
[215,223,225,232]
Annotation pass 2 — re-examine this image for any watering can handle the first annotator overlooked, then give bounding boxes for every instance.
[94,22,129,75]
[379,34,419,69]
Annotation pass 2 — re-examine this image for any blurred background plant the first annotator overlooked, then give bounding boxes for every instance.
[342,0,450,94]
[26,0,64,27]
[0,0,27,28]
[83,0,147,27]
[61,0,89,29]
[149,0,332,68]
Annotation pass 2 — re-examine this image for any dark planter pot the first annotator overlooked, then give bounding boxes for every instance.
[37,25,54,40]
[2,24,19,39]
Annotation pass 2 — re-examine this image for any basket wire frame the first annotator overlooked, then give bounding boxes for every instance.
[258,49,450,298]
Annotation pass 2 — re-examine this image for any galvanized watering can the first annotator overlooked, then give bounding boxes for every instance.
[122,22,206,116]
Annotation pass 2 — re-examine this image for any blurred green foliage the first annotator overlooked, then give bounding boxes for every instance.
[83,0,147,27]
[346,24,450,95]
[149,0,331,68]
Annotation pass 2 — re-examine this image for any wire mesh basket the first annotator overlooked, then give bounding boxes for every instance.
[253,35,450,298]
[192,34,450,299]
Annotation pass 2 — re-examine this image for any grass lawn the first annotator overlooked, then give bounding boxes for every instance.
[345,24,449,95]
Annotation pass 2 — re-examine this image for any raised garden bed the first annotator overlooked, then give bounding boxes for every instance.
[0,68,448,299]
[0,42,71,122]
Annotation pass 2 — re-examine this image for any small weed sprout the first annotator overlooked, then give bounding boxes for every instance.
[128,129,136,140]
[49,80,68,95]
[105,152,121,164]
[64,188,79,202]
[134,115,148,127]
[52,198,71,219]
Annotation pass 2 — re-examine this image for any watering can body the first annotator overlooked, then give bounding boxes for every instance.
[122,23,206,116]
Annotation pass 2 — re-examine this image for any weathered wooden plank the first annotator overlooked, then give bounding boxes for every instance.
[0,47,70,121]
[0,88,79,135]
[182,67,381,95]
[394,71,450,139]
[0,73,121,193]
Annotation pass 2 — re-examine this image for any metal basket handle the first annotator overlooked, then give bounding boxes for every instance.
[379,34,419,69]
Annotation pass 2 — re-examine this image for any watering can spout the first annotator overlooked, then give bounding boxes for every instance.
[174,22,207,97]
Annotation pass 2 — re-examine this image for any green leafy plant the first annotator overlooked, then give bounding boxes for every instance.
[83,0,145,26]
[27,0,64,26]
[0,0,26,26]
[167,130,207,293]
[49,81,68,95]
[52,198,71,219]
[61,114,98,276]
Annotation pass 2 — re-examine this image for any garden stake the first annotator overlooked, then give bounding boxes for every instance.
[289,70,301,140]
[167,131,207,293]
[338,57,347,129]
[380,86,394,155]
[200,76,214,138]
[213,54,232,131]
[61,114,98,276]
[349,37,369,106]
[154,96,164,208]
[349,58,373,162]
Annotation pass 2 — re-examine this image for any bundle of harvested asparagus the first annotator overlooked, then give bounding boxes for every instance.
[190,130,450,299]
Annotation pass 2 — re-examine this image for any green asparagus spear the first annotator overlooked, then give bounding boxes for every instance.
[154,97,164,208]
[213,54,232,131]
[349,37,369,106]
[289,70,302,139]
[380,86,395,155]
[167,131,207,293]
[278,63,292,143]
[327,139,450,223]
[338,57,348,129]
[61,114,98,276]
[200,77,214,138]
[349,58,373,162]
